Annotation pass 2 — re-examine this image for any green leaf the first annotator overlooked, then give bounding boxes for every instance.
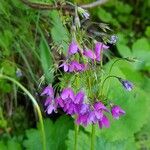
[39,39,54,83]
[0,139,21,150]
[97,8,119,26]
[116,44,132,57]
[132,38,150,70]
[49,10,70,54]
[23,115,73,150]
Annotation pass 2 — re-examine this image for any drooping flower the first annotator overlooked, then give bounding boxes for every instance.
[74,91,85,104]
[59,62,69,72]
[41,85,57,114]
[68,41,79,56]
[61,88,75,101]
[109,35,118,44]
[46,104,57,114]
[83,50,96,60]
[69,61,83,72]
[98,115,110,128]
[111,105,125,119]
[118,78,133,91]
[41,85,54,97]
[94,101,109,113]
[95,42,109,61]
[76,113,89,126]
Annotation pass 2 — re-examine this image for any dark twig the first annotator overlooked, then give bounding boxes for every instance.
[20,0,108,10]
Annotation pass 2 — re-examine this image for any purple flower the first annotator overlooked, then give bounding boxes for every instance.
[44,97,52,106]
[41,85,54,97]
[59,62,69,72]
[95,42,109,61]
[46,104,57,114]
[76,113,89,126]
[69,61,83,72]
[118,78,133,91]
[55,97,64,108]
[68,41,78,56]
[61,88,75,101]
[88,111,97,124]
[94,102,109,112]
[66,102,79,115]
[98,115,110,128]
[41,85,58,114]
[78,103,90,114]
[83,50,96,60]
[74,91,85,104]
[111,105,125,119]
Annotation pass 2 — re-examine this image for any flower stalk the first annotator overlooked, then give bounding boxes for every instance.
[74,123,79,150]
[91,124,96,150]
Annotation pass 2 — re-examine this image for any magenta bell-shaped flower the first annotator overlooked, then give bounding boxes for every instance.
[68,41,79,56]
[83,50,97,60]
[98,115,110,128]
[95,42,109,61]
[61,88,75,101]
[111,105,125,119]
[41,85,54,97]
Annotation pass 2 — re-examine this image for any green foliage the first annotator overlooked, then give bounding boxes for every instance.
[0,139,21,150]
[66,130,136,150]
[50,10,70,54]
[24,115,73,150]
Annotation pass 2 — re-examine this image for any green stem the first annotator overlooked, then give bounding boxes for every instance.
[100,75,117,97]
[90,124,95,150]
[109,58,122,75]
[74,124,79,150]
[0,74,46,150]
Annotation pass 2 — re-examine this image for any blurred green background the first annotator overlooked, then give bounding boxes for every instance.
[0,0,150,149]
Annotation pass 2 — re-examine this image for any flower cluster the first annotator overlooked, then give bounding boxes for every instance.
[41,41,133,129]
[59,41,109,72]
[41,86,125,128]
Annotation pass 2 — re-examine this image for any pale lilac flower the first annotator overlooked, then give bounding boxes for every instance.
[111,105,125,119]
[61,88,75,101]
[95,42,109,61]
[46,104,57,114]
[41,85,54,97]
[118,78,133,91]
[68,41,78,56]
[41,85,57,114]
[59,62,69,72]
[98,115,110,128]
[109,35,118,44]
[83,50,96,60]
